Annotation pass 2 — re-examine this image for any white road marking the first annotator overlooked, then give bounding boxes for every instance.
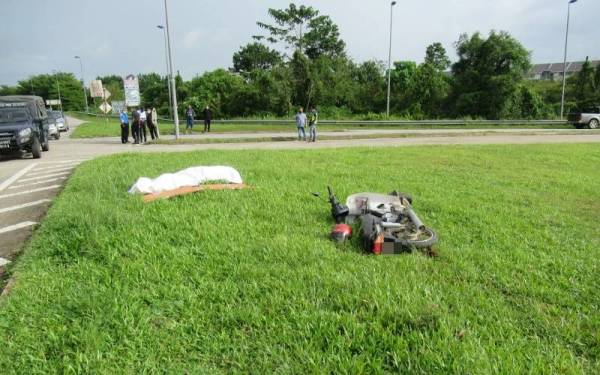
[39,159,88,164]
[17,171,71,183]
[0,163,38,192]
[0,258,10,267]
[8,177,67,190]
[0,221,37,234]
[0,199,51,214]
[0,185,60,199]
[34,163,79,172]
[30,166,74,175]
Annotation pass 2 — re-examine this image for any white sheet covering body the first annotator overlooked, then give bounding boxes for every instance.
[128,166,243,194]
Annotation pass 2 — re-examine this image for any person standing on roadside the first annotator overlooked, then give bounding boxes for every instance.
[308,106,318,142]
[152,107,160,137]
[131,107,141,144]
[186,105,195,135]
[295,107,307,141]
[147,108,158,140]
[139,107,147,143]
[119,109,129,144]
[203,105,212,133]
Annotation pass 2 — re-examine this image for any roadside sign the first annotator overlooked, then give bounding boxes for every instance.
[111,100,125,114]
[90,80,104,98]
[103,88,111,100]
[123,74,140,106]
[46,99,61,106]
[99,102,112,114]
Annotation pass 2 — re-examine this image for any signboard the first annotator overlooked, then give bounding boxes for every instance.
[111,100,125,114]
[102,88,111,100]
[46,99,61,106]
[123,74,140,106]
[90,80,104,98]
[99,102,112,114]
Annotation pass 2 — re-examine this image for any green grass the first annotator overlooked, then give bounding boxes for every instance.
[148,130,600,146]
[68,113,573,139]
[1,144,599,373]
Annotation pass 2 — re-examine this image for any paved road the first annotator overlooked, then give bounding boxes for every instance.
[1,117,599,271]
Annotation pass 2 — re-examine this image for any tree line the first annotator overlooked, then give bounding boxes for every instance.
[2,3,599,119]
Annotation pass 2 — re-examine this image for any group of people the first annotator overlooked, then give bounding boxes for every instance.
[295,107,318,142]
[119,107,159,145]
[185,105,212,134]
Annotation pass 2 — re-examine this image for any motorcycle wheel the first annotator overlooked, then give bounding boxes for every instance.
[397,226,438,249]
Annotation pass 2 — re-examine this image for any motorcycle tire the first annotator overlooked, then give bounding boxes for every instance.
[397,226,438,249]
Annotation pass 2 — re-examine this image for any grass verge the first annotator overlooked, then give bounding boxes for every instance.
[0,144,599,373]
[68,113,573,139]
[147,130,600,145]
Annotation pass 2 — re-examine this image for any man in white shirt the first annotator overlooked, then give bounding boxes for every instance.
[139,107,147,143]
[295,107,307,141]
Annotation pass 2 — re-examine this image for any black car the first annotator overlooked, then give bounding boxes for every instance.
[0,95,50,159]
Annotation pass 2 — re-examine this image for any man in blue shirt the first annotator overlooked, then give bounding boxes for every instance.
[119,109,129,144]
[295,107,307,141]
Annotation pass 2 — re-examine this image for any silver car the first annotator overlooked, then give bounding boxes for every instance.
[48,110,69,132]
[568,107,600,129]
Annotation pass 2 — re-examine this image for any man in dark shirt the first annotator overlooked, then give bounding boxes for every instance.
[131,108,141,144]
[203,105,212,133]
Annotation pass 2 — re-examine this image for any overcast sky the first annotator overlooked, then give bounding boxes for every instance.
[1,0,599,85]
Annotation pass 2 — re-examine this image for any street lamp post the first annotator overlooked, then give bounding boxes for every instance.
[163,0,179,139]
[74,56,89,113]
[52,70,63,113]
[560,0,578,120]
[386,1,397,118]
[157,25,174,120]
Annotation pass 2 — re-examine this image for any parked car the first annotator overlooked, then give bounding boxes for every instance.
[48,110,69,132]
[567,106,600,129]
[0,95,50,159]
[48,121,60,140]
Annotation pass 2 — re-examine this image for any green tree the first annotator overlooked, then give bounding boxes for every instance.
[187,69,246,118]
[139,73,169,113]
[255,3,345,59]
[15,73,87,111]
[233,42,282,72]
[289,50,312,108]
[573,57,596,108]
[450,31,531,119]
[96,75,125,101]
[425,42,451,71]
[409,63,450,117]
[389,61,417,114]
[350,60,386,114]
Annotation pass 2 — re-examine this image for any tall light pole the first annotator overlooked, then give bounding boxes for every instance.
[157,25,174,120]
[74,56,89,113]
[386,1,397,118]
[163,0,179,139]
[560,0,578,120]
[52,70,63,113]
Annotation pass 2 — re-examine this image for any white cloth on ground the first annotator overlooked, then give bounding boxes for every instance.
[128,166,243,194]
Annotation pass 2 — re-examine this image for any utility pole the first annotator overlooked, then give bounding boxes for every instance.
[52,70,63,113]
[157,25,174,120]
[74,56,89,113]
[386,1,397,118]
[163,0,179,139]
[560,0,578,120]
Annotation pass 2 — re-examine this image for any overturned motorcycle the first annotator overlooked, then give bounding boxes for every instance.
[315,187,438,255]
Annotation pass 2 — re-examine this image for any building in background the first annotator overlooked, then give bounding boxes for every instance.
[527,59,600,81]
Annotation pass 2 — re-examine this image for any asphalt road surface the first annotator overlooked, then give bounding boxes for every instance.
[1,117,599,274]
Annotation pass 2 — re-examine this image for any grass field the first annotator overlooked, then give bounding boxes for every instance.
[68,113,572,139]
[1,144,599,373]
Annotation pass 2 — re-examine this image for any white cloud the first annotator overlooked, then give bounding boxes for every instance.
[183,30,203,49]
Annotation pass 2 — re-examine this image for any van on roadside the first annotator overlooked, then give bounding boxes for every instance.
[0,95,50,159]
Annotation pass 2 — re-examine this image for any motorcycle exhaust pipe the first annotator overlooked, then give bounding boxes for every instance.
[407,208,425,231]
